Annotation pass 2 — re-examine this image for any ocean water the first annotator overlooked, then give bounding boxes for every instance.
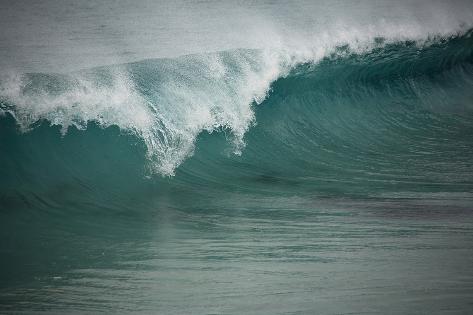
[1,1,473,314]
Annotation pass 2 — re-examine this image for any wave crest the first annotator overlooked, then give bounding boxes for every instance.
[1,30,473,175]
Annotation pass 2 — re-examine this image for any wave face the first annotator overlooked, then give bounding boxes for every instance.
[1,31,473,205]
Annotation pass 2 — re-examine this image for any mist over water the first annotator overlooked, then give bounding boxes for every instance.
[1,0,473,72]
[1,1,473,314]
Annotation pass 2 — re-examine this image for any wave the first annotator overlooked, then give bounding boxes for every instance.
[1,29,473,203]
[1,49,294,175]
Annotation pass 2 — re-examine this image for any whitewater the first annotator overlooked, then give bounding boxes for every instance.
[1,28,472,176]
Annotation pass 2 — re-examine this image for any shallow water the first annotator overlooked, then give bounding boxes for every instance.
[2,192,473,314]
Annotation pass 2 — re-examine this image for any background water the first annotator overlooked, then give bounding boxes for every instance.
[1,1,473,314]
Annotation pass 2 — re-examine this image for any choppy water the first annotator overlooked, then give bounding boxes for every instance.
[1,1,473,314]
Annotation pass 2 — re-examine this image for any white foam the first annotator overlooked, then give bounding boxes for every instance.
[1,16,472,175]
[0,50,296,175]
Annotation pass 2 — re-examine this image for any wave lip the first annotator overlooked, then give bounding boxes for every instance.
[1,29,473,177]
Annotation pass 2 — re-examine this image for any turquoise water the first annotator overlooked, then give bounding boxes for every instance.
[2,1,473,314]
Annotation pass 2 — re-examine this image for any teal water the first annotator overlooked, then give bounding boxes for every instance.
[2,1,473,314]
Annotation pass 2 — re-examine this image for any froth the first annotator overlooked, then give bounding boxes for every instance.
[0,49,296,176]
[1,22,472,176]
